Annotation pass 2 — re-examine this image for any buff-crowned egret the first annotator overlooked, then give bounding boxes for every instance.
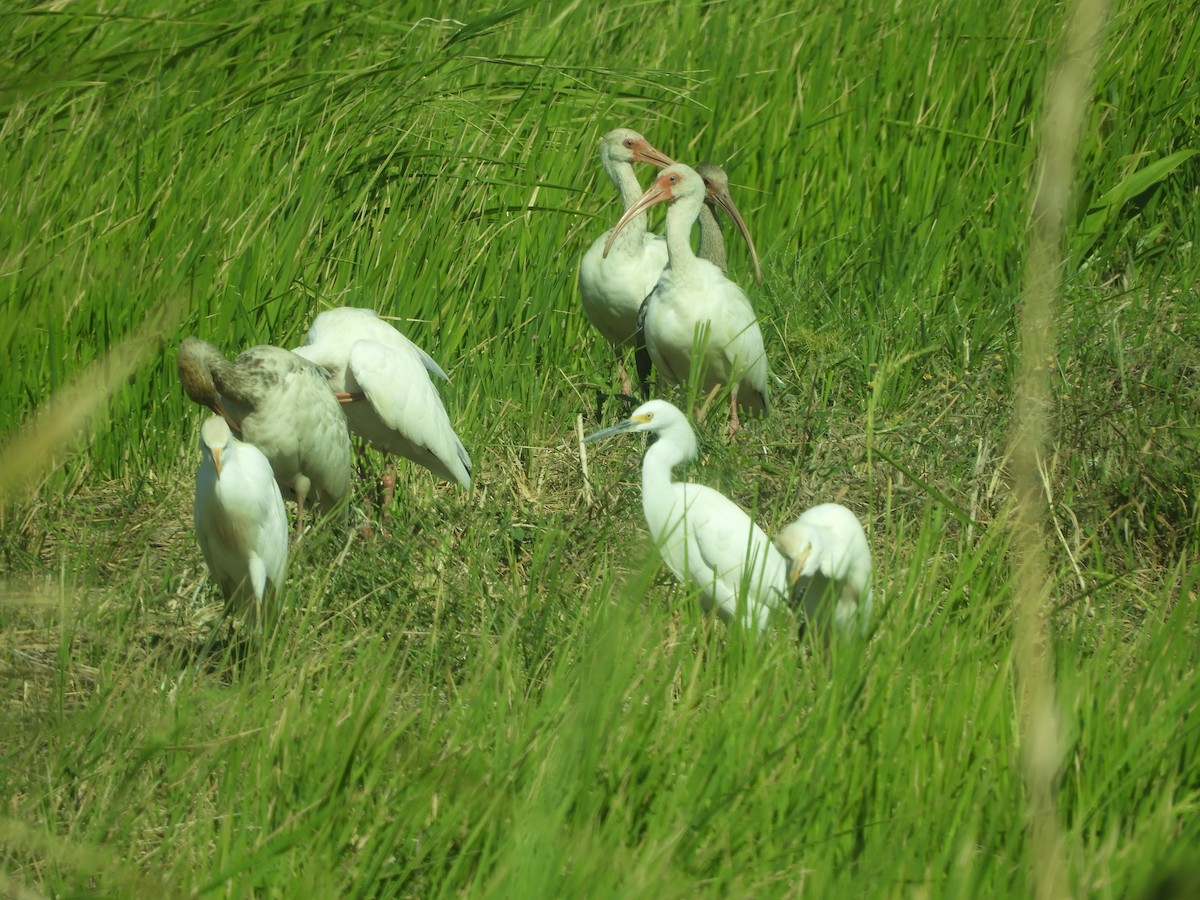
[578,128,675,396]
[194,415,288,626]
[605,164,770,436]
[293,307,471,504]
[586,399,789,632]
[774,503,873,637]
[178,337,352,523]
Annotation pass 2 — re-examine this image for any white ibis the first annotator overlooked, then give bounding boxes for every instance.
[292,307,471,503]
[774,503,874,638]
[586,399,790,632]
[194,415,288,626]
[694,163,763,283]
[605,164,770,437]
[578,128,675,396]
[178,337,352,523]
[635,162,763,392]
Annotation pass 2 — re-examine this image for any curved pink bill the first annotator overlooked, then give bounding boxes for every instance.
[602,179,674,259]
[631,140,675,170]
[708,182,762,284]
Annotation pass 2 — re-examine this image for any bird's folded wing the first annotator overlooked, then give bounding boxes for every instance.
[348,339,471,483]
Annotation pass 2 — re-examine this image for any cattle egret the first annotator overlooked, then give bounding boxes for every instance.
[774,503,873,637]
[194,416,288,626]
[293,307,472,503]
[578,128,675,396]
[586,399,790,632]
[605,164,770,436]
[695,163,763,283]
[178,337,352,523]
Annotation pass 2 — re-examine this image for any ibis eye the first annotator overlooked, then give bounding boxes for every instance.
[668,175,679,184]
[623,139,634,148]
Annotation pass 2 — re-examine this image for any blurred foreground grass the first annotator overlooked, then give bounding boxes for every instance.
[2,0,1199,896]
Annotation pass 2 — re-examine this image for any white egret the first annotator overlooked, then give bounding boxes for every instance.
[578,128,675,396]
[178,337,352,522]
[194,415,289,625]
[605,164,770,437]
[774,503,873,637]
[586,399,790,632]
[292,307,472,504]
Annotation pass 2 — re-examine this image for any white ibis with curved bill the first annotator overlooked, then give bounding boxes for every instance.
[606,164,770,436]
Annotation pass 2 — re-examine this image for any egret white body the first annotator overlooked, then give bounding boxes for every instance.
[606,164,770,435]
[586,400,789,632]
[774,503,873,636]
[578,128,675,395]
[292,307,472,489]
[194,416,289,622]
[178,337,352,520]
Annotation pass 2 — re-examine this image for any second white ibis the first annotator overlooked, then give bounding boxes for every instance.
[606,164,770,436]
[578,128,675,397]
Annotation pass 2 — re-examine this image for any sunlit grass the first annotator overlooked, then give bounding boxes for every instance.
[2,0,1199,896]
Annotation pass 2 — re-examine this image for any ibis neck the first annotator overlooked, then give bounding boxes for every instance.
[697,202,726,271]
[607,159,649,237]
[664,192,704,279]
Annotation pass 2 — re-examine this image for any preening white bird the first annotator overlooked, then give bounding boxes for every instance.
[605,164,770,437]
[292,307,472,502]
[178,337,352,522]
[194,416,289,624]
[586,400,790,632]
[578,128,675,396]
[774,503,874,637]
[694,163,763,283]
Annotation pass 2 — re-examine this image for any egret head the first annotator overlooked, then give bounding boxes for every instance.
[604,164,705,259]
[200,415,233,477]
[695,162,762,284]
[584,399,698,461]
[599,128,675,170]
[774,523,817,588]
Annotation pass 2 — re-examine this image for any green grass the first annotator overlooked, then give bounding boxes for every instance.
[2,0,1200,895]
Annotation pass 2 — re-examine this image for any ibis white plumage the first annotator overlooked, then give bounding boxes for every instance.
[578,128,675,396]
[586,399,789,632]
[635,162,763,392]
[178,337,352,522]
[194,415,289,624]
[292,307,472,499]
[605,164,770,436]
[774,503,874,637]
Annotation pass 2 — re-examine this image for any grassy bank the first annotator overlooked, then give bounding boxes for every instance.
[2,0,1199,895]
